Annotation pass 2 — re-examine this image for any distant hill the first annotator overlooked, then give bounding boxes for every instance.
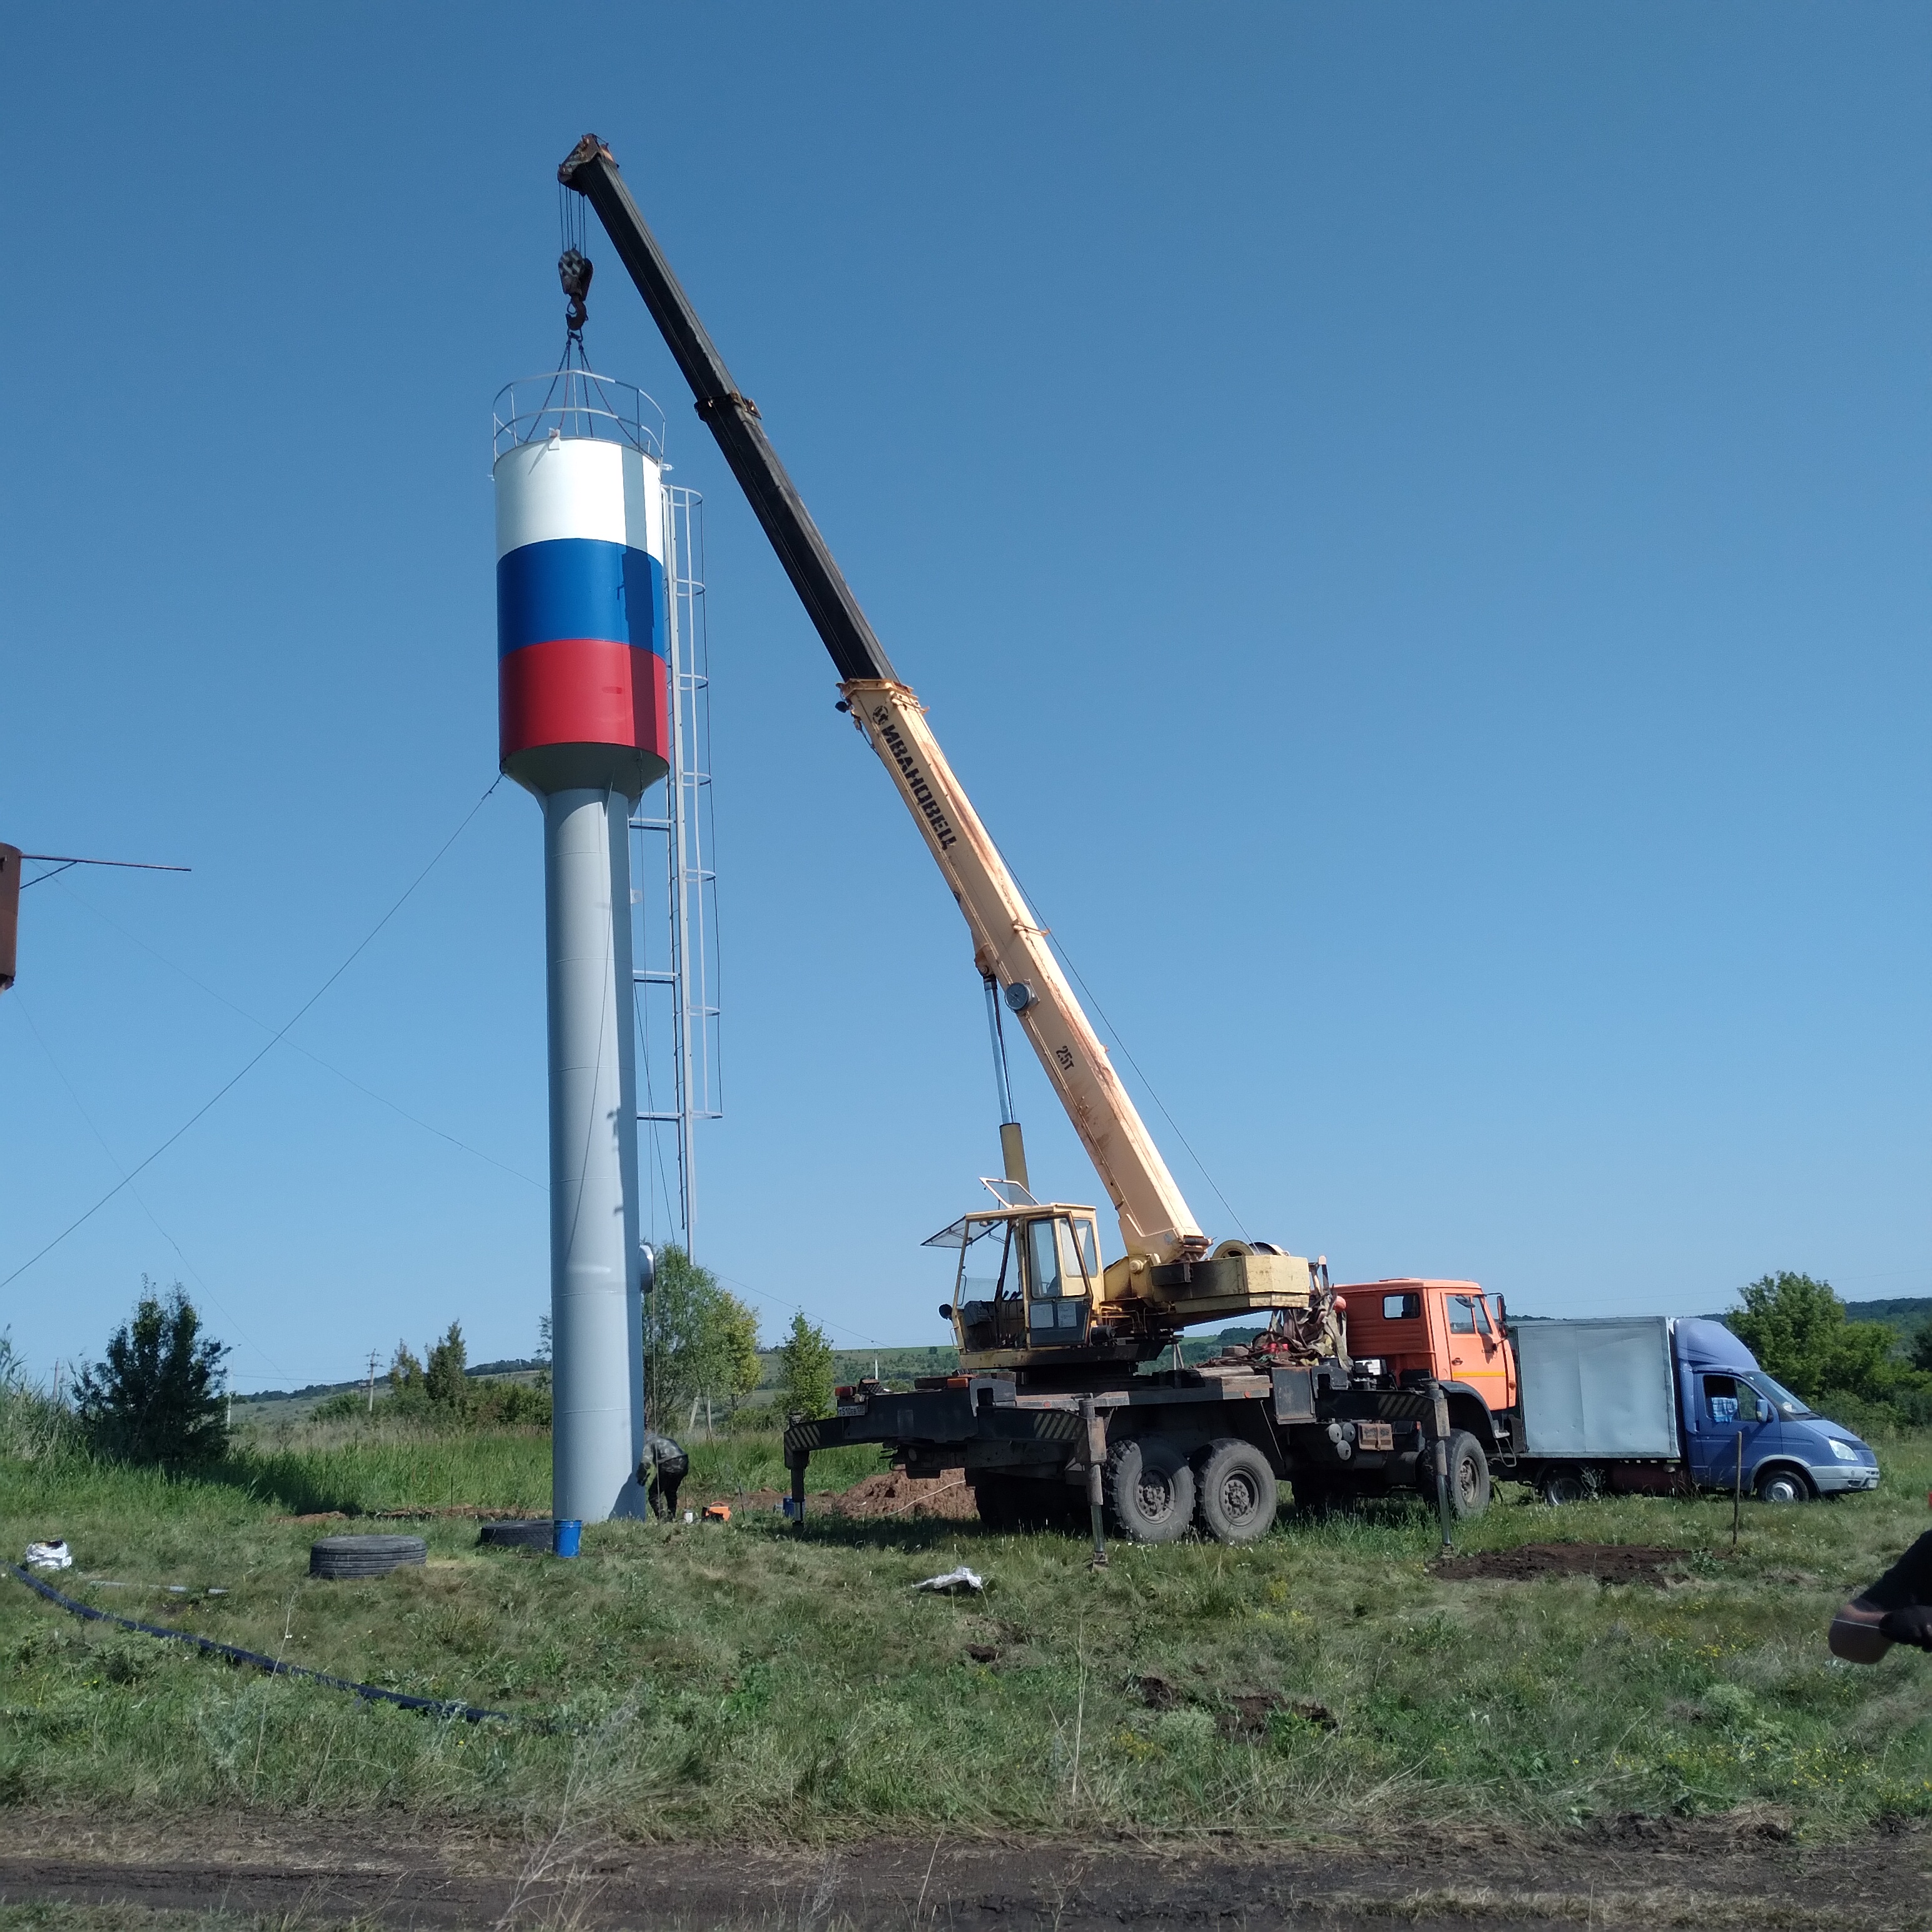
[1696,1298,1929,1348]
[1843,1298,1932,1338]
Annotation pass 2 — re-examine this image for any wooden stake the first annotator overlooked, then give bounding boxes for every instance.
[1732,1428,1743,1548]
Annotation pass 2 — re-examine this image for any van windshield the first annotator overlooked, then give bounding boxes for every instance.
[1749,1373,1816,1420]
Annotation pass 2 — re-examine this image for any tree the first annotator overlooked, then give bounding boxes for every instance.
[1911,1322,1932,1377]
[1726,1272,1922,1413]
[76,1280,228,1467]
[643,1245,761,1428]
[424,1322,469,1410]
[775,1312,835,1421]
[389,1341,424,1395]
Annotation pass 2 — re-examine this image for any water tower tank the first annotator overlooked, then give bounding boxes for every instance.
[494,378,669,797]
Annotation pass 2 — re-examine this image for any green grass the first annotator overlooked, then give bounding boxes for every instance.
[4,1420,1932,1844]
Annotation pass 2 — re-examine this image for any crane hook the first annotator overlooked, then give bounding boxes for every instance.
[559,248,593,334]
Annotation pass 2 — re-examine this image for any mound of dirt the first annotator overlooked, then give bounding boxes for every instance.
[823,1470,979,1521]
[1431,1542,1694,1585]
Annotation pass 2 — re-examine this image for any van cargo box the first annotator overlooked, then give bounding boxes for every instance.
[1513,1316,1680,1459]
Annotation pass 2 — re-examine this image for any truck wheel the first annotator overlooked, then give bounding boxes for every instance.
[1422,1430,1492,1520]
[1105,1438,1196,1543]
[1756,1466,1812,1505]
[1195,1439,1279,1545]
[1537,1471,1587,1507]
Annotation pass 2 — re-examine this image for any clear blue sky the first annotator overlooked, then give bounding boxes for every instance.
[1,6,1925,1390]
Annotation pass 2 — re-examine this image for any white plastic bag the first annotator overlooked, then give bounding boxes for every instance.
[913,1565,984,1595]
[24,1540,71,1572]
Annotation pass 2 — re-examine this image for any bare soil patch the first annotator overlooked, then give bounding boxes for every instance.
[822,1468,979,1520]
[723,1473,980,1520]
[0,1810,1921,1929]
[1432,1542,1697,1585]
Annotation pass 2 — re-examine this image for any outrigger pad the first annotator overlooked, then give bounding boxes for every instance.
[1830,1529,1932,1664]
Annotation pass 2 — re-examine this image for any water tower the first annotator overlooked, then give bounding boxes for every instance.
[494,369,668,1522]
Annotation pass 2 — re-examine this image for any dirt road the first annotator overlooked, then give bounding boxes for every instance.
[0,1807,1922,1928]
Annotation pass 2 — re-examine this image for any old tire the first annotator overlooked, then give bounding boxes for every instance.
[1756,1466,1813,1505]
[1537,1470,1588,1507]
[309,1533,427,1580]
[1194,1439,1279,1545]
[1421,1430,1492,1520]
[1105,1437,1196,1544]
[479,1519,553,1550]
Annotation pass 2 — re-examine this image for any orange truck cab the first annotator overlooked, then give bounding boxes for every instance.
[1338,1279,1518,1459]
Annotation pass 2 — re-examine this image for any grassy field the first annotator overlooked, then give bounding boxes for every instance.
[3,1416,1931,1848]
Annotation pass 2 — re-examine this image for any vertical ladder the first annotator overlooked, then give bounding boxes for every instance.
[631,484,722,1258]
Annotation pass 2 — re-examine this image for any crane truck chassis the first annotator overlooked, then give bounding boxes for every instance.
[783,1252,1500,1545]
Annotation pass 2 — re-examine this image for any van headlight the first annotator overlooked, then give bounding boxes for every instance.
[1828,1438,1862,1462]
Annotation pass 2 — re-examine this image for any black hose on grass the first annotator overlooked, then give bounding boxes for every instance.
[6,1563,511,1724]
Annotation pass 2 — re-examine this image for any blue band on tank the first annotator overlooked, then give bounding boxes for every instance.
[497,538,666,659]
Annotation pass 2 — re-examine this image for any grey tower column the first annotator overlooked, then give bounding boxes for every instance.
[543,788,647,1523]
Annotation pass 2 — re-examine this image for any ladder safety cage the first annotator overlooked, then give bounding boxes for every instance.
[630,483,723,1256]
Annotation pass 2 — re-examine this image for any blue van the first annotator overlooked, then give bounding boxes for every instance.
[1671,1318,1879,1502]
[1509,1315,1880,1504]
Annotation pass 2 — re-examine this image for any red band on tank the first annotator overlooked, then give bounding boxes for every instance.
[499,639,669,765]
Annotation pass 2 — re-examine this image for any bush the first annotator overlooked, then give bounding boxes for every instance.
[377,1324,551,1431]
[75,1281,228,1468]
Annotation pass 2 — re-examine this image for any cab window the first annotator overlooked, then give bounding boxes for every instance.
[1448,1296,1478,1335]
[1703,1374,1764,1425]
[1070,1219,1099,1284]
[1383,1293,1421,1320]
[1025,1219,1064,1299]
[1470,1298,1492,1336]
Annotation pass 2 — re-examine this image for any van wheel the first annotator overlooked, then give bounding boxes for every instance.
[1105,1438,1196,1543]
[1421,1430,1492,1520]
[1194,1439,1279,1545]
[1538,1471,1587,1507]
[1756,1467,1812,1505]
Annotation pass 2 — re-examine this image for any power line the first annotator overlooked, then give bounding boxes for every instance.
[9,994,287,1380]
[1,776,504,1290]
[51,875,544,1193]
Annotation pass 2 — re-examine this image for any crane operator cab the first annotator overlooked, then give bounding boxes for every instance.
[928,1181,1105,1367]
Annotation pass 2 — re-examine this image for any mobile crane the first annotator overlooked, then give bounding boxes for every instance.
[559,136,1509,1542]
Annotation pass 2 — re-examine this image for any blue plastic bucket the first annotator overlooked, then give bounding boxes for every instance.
[552,1518,582,1558]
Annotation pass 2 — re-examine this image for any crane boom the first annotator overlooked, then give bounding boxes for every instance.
[560,135,1208,1266]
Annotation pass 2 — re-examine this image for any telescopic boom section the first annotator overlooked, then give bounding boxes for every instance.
[561,135,1208,1266]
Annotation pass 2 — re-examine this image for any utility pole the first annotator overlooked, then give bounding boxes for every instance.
[366,1349,380,1416]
